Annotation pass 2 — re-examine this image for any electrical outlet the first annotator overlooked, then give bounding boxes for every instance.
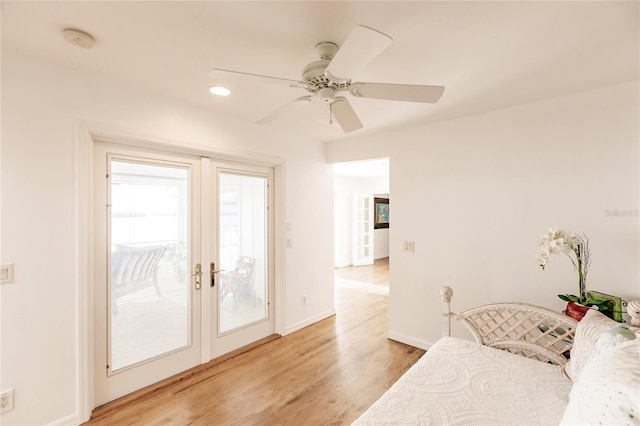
[0,389,14,413]
[302,295,307,305]
[0,263,14,284]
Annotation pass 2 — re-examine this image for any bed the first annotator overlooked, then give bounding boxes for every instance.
[353,287,640,425]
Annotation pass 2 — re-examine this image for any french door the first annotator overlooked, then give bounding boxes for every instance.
[209,165,274,358]
[352,194,374,266]
[93,143,274,406]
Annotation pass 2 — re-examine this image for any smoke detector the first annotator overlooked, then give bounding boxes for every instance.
[63,29,94,49]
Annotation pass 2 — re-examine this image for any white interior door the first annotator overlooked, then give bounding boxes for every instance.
[209,163,275,358]
[352,193,374,266]
[93,143,202,406]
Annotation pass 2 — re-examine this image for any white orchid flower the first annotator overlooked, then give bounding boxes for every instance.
[536,228,591,303]
[548,239,565,254]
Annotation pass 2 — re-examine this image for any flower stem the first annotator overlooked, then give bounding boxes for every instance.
[576,246,586,303]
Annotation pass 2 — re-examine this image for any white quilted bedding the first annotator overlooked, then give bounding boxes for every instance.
[353,336,571,425]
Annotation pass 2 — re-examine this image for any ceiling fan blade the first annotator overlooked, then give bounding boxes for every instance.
[331,97,363,133]
[349,82,445,103]
[256,96,313,124]
[208,68,302,87]
[324,25,393,84]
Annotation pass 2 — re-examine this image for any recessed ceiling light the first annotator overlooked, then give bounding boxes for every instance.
[209,86,231,96]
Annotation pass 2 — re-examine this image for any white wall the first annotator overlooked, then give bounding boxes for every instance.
[327,81,640,349]
[373,227,390,261]
[333,175,389,267]
[0,53,335,425]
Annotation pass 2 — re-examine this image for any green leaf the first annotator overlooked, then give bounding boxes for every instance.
[581,298,613,311]
[558,294,580,303]
[593,301,613,311]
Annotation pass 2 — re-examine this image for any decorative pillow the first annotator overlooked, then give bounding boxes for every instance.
[560,325,639,425]
[564,309,619,382]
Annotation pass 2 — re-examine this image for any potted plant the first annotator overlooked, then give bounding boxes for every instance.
[535,228,612,321]
[164,241,187,282]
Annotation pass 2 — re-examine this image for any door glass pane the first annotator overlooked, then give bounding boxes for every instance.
[109,160,190,372]
[218,173,267,334]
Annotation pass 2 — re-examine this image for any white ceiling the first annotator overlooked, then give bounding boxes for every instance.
[2,1,638,142]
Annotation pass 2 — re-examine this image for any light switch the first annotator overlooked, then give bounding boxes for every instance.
[0,264,14,284]
[403,241,415,252]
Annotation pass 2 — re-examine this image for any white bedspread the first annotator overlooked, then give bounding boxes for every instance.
[353,336,571,425]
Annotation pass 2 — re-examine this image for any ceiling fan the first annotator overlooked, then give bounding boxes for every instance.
[208,25,445,133]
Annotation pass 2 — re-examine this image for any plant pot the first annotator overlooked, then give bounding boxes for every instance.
[563,301,591,321]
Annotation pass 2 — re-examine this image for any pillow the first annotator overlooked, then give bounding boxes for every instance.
[560,325,639,425]
[564,309,619,382]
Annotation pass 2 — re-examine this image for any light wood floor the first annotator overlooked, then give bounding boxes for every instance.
[334,257,389,286]
[87,257,424,425]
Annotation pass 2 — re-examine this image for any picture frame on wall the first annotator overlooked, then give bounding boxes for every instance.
[374,197,389,229]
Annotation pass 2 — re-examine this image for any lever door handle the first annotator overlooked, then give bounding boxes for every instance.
[210,262,225,287]
[191,263,202,290]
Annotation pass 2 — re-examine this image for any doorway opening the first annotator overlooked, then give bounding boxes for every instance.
[333,158,390,296]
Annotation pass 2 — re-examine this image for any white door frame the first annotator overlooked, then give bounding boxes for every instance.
[75,121,287,422]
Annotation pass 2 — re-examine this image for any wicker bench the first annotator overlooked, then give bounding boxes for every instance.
[440,286,577,365]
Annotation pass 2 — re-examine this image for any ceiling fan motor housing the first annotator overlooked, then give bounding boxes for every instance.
[301,59,331,85]
[301,42,350,94]
[301,59,350,93]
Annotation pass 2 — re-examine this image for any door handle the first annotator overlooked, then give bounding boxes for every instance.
[210,262,224,287]
[191,263,202,290]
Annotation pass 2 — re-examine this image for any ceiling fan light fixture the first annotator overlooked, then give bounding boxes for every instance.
[209,86,231,96]
[318,87,336,104]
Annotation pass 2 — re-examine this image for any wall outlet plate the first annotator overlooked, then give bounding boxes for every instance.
[0,389,14,413]
[0,264,14,284]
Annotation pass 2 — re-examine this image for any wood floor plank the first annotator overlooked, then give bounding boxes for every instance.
[86,259,424,425]
[334,257,389,285]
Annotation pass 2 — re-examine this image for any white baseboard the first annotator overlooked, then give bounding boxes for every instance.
[48,413,79,426]
[285,309,336,335]
[387,331,434,351]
